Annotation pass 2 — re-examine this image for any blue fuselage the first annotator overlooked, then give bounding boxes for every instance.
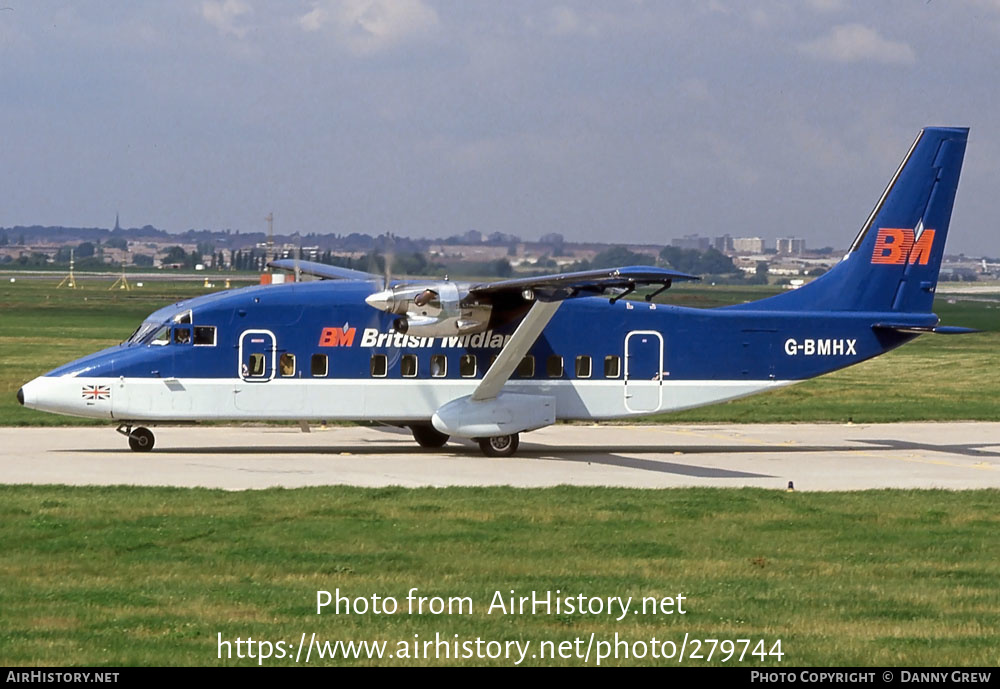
[25,279,926,425]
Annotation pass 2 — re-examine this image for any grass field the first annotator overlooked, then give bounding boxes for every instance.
[1,485,998,666]
[1,277,997,426]
[2,278,998,667]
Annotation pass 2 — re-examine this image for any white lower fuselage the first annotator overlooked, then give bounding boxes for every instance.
[21,375,792,423]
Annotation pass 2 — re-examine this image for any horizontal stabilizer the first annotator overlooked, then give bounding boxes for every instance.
[873,323,980,335]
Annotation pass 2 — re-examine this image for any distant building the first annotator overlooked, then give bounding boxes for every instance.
[712,234,734,253]
[486,231,519,245]
[733,237,766,254]
[776,237,806,256]
[672,234,711,250]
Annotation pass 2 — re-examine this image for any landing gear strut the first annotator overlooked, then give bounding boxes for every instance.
[411,424,449,448]
[117,424,155,452]
[477,433,519,457]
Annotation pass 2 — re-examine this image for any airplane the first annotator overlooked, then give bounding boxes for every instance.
[17,126,977,456]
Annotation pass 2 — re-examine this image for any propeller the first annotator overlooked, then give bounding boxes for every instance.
[369,234,395,290]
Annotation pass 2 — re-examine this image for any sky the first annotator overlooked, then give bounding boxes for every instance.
[1,1,998,255]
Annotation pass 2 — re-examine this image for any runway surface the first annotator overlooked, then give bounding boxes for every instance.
[2,422,999,491]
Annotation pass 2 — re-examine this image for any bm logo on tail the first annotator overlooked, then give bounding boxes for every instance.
[871,227,936,265]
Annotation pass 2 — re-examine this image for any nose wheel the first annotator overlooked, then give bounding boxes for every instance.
[117,424,155,452]
[477,433,519,457]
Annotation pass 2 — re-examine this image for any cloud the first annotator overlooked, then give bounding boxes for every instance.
[201,0,253,38]
[298,0,440,55]
[547,6,601,37]
[797,24,916,64]
[804,0,846,12]
[678,78,711,103]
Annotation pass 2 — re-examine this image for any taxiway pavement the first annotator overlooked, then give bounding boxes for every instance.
[1,423,999,491]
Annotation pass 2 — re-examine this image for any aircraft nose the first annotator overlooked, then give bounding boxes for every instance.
[17,387,24,406]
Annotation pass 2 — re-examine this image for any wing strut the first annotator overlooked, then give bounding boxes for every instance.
[470,300,562,402]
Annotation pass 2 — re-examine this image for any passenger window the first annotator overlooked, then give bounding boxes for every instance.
[193,326,216,346]
[430,355,447,378]
[401,354,418,378]
[371,354,387,378]
[279,353,296,377]
[575,355,592,378]
[604,355,621,378]
[311,354,328,377]
[546,355,563,378]
[248,353,265,376]
[459,354,477,378]
[173,327,191,345]
[487,354,499,372]
[516,355,534,378]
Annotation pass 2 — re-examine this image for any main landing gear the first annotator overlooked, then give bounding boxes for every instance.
[117,424,155,452]
[477,433,519,458]
[410,424,450,449]
[410,425,521,457]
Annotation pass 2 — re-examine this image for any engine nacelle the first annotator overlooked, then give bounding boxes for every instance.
[366,281,492,337]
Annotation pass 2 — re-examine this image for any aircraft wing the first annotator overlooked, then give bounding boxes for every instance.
[363,263,698,404]
[268,259,377,281]
[468,266,698,401]
[468,265,699,302]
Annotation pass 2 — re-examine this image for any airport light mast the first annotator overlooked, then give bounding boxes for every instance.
[57,248,77,289]
[265,212,274,273]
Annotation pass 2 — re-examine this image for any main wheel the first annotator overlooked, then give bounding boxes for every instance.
[478,433,519,457]
[411,424,449,448]
[128,427,155,452]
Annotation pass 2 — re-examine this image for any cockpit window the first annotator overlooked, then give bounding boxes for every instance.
[173,310,193,325]
[127,321,161,344]
[151,326,170,346]
[173,327,192,345]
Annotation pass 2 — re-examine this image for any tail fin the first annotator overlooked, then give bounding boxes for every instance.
[738,126,968,313]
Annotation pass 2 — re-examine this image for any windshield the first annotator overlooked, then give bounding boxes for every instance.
[126,321,167,345]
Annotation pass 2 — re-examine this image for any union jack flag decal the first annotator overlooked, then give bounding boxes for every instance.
[82,385,110,401]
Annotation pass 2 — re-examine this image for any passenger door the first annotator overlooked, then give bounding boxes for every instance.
[235,329,277,412]
[238,330,276,382]
[624,330,663,413]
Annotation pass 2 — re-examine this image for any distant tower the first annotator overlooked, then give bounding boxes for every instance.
[265,212,274,272]
[114,213,121,232]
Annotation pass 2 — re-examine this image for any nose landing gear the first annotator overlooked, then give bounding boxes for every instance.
[116,424,155,452]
